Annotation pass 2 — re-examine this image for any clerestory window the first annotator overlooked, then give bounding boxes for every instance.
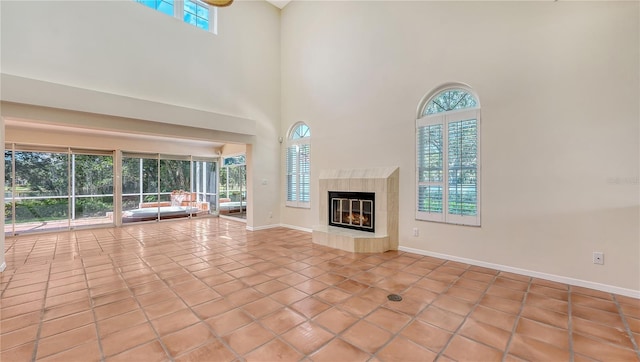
[416,84,481,226]
[135,0,215,33]
[286,123,311,208]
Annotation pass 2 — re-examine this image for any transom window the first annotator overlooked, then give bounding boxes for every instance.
[416,84,481,226]
[290,123,310,139]
[286,123,311,208]
[423,89,478,116]
[183,0,210,30]
[135,0,215,33]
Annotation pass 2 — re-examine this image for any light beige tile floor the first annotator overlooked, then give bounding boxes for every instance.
[1,218,639,361]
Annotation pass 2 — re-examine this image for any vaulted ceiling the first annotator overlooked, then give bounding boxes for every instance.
[265,0,291,9]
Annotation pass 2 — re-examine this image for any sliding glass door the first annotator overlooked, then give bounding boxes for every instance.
[4,150,12,234]
[121,153,218,224]
[4,145,114,235]
[122,153,160,223]
[4,145,219,233]
[219,155,246,218]
[159,155,191,205]
[13,148,69,233]
[194,159,217,214]
[71,152,114,228]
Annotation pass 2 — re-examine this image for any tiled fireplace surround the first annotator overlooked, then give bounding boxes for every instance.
[312,167,399,253]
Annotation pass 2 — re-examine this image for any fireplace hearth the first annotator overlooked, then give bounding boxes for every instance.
[329,191,375,232]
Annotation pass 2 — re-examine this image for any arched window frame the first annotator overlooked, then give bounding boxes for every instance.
[416,83,481,226]
[286,122,311,208]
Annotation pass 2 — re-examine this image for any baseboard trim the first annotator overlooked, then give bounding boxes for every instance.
[245,224,313,232]
[399,246,640,299]
[0,261,6,273]
[246,224,280,231]
[280,224,313,233]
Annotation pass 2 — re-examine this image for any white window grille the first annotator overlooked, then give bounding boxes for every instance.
[286,123,311,208]
[135,0,216,33]
[417,85,481,226]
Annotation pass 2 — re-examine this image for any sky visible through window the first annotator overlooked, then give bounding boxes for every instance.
[136,0,210,31]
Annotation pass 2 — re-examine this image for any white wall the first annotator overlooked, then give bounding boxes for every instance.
[4,122,219,157]
[222,144,247,157]
[1,0,281,229]
[281,1,640,292]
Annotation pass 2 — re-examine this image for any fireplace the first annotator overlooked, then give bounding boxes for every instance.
[328,191,375,233]
[313,167,398,253]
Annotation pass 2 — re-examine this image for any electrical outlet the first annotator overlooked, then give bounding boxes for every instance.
[593,252,604,265]
[268,212,273,219]
[413,228,419,237]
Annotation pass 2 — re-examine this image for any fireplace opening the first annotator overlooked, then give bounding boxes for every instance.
[328,191,375,233]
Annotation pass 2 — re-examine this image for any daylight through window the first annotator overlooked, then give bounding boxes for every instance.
[416,85,480,226]
[135,0,215,33]
[286,123,311,208]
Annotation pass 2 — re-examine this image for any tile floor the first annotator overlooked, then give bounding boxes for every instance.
[1,218,639,362]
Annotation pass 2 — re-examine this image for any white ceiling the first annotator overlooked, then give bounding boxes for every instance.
[265,0,291,9]
[265,0,564,9]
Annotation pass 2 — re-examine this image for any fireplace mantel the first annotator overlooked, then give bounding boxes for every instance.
[312,167,399,253]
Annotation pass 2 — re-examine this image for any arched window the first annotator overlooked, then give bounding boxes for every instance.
[286,122,310,208]
[416,84,480,226]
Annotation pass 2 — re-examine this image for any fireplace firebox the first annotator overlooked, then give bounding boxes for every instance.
[328,191,375,233]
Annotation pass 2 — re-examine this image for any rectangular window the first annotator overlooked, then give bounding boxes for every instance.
[286,143,310,208]
[286,146,298,203]
[135,0,215,33]
[299,144,310,203]
[137,0,175,16]
[184,0,209,31]
[417,124,443,215]
[447,120,477,217]
[417,110,480,226]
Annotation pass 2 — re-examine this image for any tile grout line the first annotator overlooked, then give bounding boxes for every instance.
[5,219,640,361]
[567,286,574,362]
[23,235,40,269]
[313,259,391,361]
[83,247,109,362]
[30,261,53,362]
[241,255,339,360]
[365,258,454,361]
[243,234,324,356]
[134,239,243,362]
[316,254,395,359]
[216,247,354,359]
[118,233,181,362]
[269,267,334,358]
[116,253,175,361]
[439,268,502,361]
[612,294,640,360]
[237,242,345,360]
[51,234,60,267]
[184,256,256,361]
[500,276,532,362]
